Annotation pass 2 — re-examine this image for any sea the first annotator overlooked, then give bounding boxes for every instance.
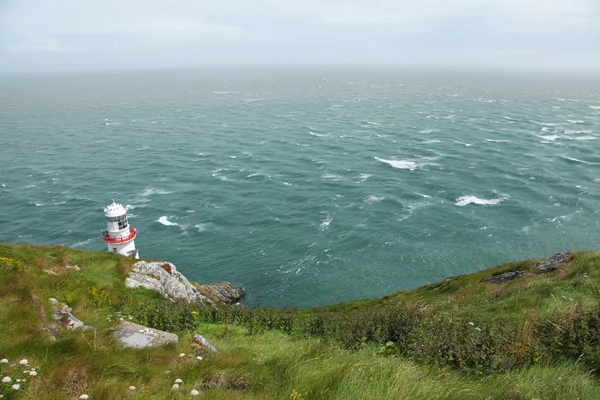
[1,67,599,308]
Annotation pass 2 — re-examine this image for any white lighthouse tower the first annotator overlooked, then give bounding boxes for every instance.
[102,202,139,259]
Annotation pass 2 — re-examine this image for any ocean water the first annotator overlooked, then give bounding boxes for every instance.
[1,68,600,308]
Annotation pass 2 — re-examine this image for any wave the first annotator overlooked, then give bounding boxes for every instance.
[538,135,561,141]
[309,131,329,137]
[560,156,600,165]
[73,238,94,248]
[366,121,381,125]
[454,141,473,147]
[322,173,345,181]
[564,129,593,135]
[455,195,505,206]
[103,119,121,126]
[588,106,600,110]
[375,157,428,171]
[212,91,238,95]
[573,136,596,141]
[363,195,384,204]
[423,139,442,144]
[157,216,179,226]
[320,216,332,230]
[417,193,431,198]
[484,139,509,143]
[140,188,172,197]
[195,223,210,232]
[356,173,372,182]
[567,120,585,124]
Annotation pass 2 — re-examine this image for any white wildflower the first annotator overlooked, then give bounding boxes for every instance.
[79,394,89,399]
[29,371,37,376]
[475,327,482,332]
[174,378,183,384]
[196,356,203,361]
[164,370,171,374]
[0,359,7,364]
[2,377,11,383]
[191,389,199,396]
[19,359,28,365]
[129,386,136,391]
[178,353,185,358]
[468,322,474,326]
[16,379,21,382]
[11,384,20,390]
[171,384,180,390]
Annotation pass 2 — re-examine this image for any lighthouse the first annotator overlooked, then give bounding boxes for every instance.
[102,202,139,259]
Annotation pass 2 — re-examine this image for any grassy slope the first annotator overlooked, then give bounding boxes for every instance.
[1,244,600,399]
[313,250,600,322]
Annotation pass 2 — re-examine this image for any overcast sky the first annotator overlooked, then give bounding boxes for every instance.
[0,0,599,73]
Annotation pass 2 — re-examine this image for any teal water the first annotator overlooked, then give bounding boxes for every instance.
[1,68,600,308]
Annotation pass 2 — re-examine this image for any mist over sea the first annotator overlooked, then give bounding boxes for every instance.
[1,68,599,308]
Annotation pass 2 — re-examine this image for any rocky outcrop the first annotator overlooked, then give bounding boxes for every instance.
[484,271,524,284]
[126,261,213,304]
[111,321,178,348]
[194,282,245,305]
[48,298,94,336]
[192,333,218,353]
[536,252,573,274]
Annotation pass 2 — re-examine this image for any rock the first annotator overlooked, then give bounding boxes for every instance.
[126,261,213,304]
[49,298,94,332]
[111,321,178,348]
[193,282,245,305]
[536,252,573,274]
[192,333,218,353]
[484,271,525,284]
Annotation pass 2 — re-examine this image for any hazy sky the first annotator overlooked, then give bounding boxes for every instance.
[1,0,599,73]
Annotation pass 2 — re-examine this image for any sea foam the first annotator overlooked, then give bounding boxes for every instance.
[375,157,423,171]
[157,216,179,226]
[455,195,504,206]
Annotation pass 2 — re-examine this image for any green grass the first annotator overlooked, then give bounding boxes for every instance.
[2,244,600,399]
[312,250,600,322]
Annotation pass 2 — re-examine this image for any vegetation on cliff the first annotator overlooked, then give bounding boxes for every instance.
[1,244,600,399]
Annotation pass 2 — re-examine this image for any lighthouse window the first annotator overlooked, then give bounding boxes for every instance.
[118,217,128,230]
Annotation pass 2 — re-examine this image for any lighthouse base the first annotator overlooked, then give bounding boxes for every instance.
[107,240,139,259]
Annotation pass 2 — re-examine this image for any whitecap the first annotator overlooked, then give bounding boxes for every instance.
[561,156,599,165]
[423,139,442,144]
[322,173,344,181]
[140,188,172,197]
[574,136,597,141]
[320,216,332,230]
[283,182,294,186]
[567,120,585,124]
[417,193,431,198]
[366,121,381,125]
[455,195,504,206]
[454,141,473,147]
[195,223,209,232]
[356,173,372,182]
[588,106,600,110]
[484,139,509,143]
[420,129,435,134]
[375,157,422,171]
[309,131,329,137]
[363,195,384,204]
[564,129,593,135]
[539,135,561,141]
[157,216,178,226]
[72,238,94,248]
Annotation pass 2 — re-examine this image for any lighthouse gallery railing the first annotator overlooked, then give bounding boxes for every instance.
[102,226,136,244]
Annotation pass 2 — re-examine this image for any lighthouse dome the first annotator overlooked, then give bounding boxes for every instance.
[104,202,127,218]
